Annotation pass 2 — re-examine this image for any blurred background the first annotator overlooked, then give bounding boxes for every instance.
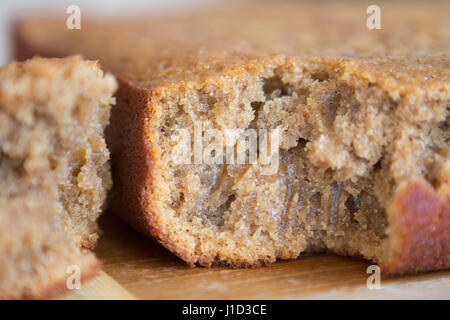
[0,0,216,65]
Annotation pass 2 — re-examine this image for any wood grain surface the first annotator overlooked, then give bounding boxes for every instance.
[85,214,450,300]
[57,271,135,300]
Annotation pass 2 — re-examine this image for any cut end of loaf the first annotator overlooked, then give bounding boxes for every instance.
[134,57,449,273]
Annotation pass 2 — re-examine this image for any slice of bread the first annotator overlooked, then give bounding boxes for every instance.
[14,1,449,274]
[0,56,117,299]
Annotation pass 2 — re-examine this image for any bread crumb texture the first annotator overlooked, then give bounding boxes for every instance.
[0,56,117,299]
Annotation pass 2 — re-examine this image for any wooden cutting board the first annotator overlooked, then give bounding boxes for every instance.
[63,214,450,299]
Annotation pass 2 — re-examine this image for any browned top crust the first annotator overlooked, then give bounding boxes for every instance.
[15,0,450,94]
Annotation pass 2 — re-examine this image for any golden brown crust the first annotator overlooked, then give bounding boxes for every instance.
[106,80,157,240]
[13,1,450,91]
[384,180,450,275]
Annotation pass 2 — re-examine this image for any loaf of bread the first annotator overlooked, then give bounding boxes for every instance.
[14,1,449,274]
[0,56,116,299]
